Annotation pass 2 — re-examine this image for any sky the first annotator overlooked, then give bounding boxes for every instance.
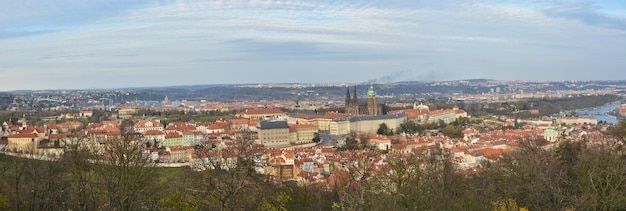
[1,0,625,91]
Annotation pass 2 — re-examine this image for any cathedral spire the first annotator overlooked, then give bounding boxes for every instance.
[352,87,358,106]
[345,87,351,107]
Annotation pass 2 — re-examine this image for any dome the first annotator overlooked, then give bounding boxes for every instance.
[367,84,376,96]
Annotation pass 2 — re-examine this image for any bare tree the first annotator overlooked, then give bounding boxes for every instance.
[59,133,101,210]
[185,137,263,211]
[334,149,380,211]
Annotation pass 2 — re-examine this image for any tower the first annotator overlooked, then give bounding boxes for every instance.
[345,86,359,114]
[352,86,358,114]
[162,96,173,107]
[345,87,351,108]
[345,87,354,114]
[366,84,379,115]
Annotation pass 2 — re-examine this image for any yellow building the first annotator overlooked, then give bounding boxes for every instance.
[330,120,351,135]
[349,114,407,134]
[118,108,138,115]
[289,124,318,144]
[556,117,598,125]
[8,133,40,153]
[238,109,287,120]
[257,121,290,147]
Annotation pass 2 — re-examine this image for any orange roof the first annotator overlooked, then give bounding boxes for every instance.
[289,124,317,129]
[134,120,163,128]
[294,113,325,120]
[34,127,46,133]
[284,153,294,159]
[9,133,38,138]
[165,132,183,138]
[404,109,429,117]
[474,148,512,160]
[170,146,194,151]
[230,119,250,124]
[324,112,352,120]
[101,120,119,126]
[242,108,284,115]
[165,123,197,131]
[19,128,36,134]
[248,120,260,126]
[208,122,229,130]
[143,130,165,136]
[429,109,455,116]
[49,134,66,139]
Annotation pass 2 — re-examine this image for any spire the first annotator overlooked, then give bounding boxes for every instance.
[352,86,358,105]
[345,87,351,107]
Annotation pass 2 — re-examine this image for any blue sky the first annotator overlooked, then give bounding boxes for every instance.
[1,0,625,91]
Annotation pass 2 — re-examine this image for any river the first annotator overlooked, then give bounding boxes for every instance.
[575,102,623,124]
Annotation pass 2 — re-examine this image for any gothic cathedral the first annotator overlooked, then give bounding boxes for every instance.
[345,84,384,116]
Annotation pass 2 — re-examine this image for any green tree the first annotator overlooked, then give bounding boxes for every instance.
[312,132,321,143]
[441,125,463,139]
[377,123,393,136]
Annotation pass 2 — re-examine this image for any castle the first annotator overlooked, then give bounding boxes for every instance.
[345,84,384,116]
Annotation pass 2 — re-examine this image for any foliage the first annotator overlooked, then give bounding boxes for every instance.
[441,125,464,138]
[376,123,394,136]
[2,121,626,210]
[312,132,321,143]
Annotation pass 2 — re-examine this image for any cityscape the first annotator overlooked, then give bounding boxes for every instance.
[1,79,626,210]
[2,0,626,210]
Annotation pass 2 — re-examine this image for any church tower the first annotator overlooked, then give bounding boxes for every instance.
[366,84,380,115]
[345,86,360,115]
[162,95,173,107]
[345,87,354,114]
[345,87,351,107]
[352,87,359,114]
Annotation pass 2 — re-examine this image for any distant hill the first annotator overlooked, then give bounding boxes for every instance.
[465,78,495,82]
[4,80,626,103]
[0,93,14,110]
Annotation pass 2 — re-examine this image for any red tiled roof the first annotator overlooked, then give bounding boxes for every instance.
[473,148,512,160]
[230,119,250,124]
[143,130,165,136]
[9,133,38,138]
[208,122,229,130]
[429,109,455,116]
[165,122,197,131]
[134,120,163,128]
[324,112,352,120]
[241,108,284,115]
[48,134,66,139]
[165,132,183,139]
[294,113,324,120]
[34,127,46,133]
[170,146,193,151]
[19,127,36,134]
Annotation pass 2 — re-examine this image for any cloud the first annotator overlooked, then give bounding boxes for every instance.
[541,1,626,31]
[1,0,626,91]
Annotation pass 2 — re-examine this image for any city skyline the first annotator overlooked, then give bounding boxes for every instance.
[1,0,626,91]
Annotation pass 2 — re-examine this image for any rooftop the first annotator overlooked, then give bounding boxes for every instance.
[258,121,289,129]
